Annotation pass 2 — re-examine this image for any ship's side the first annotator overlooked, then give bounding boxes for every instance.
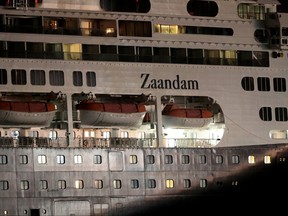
[0,0,288,215]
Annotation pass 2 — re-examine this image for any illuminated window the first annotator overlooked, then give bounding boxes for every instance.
[248,155,255,164]
[20,180,29,190]
[166,179,174,188]
[199,179,207,188]
[264,155,271,164]
[215,155,223,164]
[113,179,122,189]
[129,155,138,164]
[95,180,103,189]
[56,155,65,164]
[58,180,66,189]
[74,155,82,164]
[75,180,84,189]
[37,155,47,164]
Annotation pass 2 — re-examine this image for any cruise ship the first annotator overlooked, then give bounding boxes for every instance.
[0,0,288,215]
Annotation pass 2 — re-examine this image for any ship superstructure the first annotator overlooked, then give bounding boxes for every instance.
[0,0,288,215]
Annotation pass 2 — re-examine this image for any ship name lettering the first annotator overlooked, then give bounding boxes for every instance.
[140,73,199,90]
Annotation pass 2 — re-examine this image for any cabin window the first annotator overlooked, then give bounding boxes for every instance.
[275,107,288,121]
[131,179,139,189]
[82,44,100,60]
[20,180,29,190]
[102,131,111,139]
[100,45,117,61]
[248,155,256,164]
[93,155,102,164]
[166,179,174,188]
[0,155,8,164]
[215,155,223,164]
[129,155,138,164]
[74,155,82,164]
[19,155,28,164]
[100,0,151,13]
[171,48,187,64]
[231,155,240,164]
[199,179,207,188]
[164,155,173,164]
[27,42,44,59]
[146,155,155,164]
[118,46,135,62]
[237,3,265,20]
[31,69,45,85]
[241,77,254,91]
[119,20,152,37]
[49,130,57,140]
[73,71,83,86]
[40,180,48,190]
[45,43,63,59]
[181,155,190,164]
[58,180,66,189]
[86,71,96,87]
[187,0,218,17]
[146,179,156,188]
[11,69,27,85]
[259,107,272,121]
[273,77,286,92]
[56,155,65,164]
[37,155,47,164]
[94,180,103,189]
[49,70,64,86]
[0,69,7,85]
[137,46,152,62]
[197,155,206,164]
[257,77,270,91]
[7,41,25,58]
[113,179,122,189]
[75,180,84,189]
[264,156,271,164]
[63,43,81,60]
[153,47,170,63]
[0,181,9,190]
[183,179,191,188]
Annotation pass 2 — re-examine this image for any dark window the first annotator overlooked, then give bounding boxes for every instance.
[275,107,288,121]
[257,77,270,91]
[100,0,151,13]
[0,69,7,85]
[31,70,45,85]
[11,69,27,85]
[86,71,96,87]
[119,20,152,37]
[242,77,254,91]
[73,71,83,86]
[273,77,286,92]
[259,107,272,121]
[187,0,218,17]
[49,70,64,86]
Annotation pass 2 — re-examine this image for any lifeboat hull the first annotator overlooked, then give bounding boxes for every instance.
[79,110,147,128]
[162,115,213,128]
[0,110,56,127]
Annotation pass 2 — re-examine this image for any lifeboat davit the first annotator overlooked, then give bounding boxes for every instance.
[76,100,147,128]
[0,101,56,127]
[162,104,214,128]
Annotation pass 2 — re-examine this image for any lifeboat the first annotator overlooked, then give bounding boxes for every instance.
[0,101,57,127]
[76,100,147,128]
[162,104,214,128]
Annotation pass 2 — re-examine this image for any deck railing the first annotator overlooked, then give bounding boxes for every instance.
[0,137,217,148]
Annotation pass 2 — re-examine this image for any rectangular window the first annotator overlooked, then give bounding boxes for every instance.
[58,180,66,189]
[113,179,122,189]
[0,180,9,190]
[37,155,47,164]
[198,155,206,164]
[199,179,207,188]
[19,155,28,164]
[183,179,191,188]
[131,179,139,189]
[0,155,8,164]
[93,155,102,164]
[40,180,48,190]
[21,180,29,190]
[0,69,7,84]
[94,180,103,189]
[181,155,190,164]
[86,71,96,87]
[129,155,137,164]
[49,70,64,86]
[75,180,84,189]
[31,69,46,85]
[146,179,156,188]
[164,155,173,164]
[231,155,240,164]
[165,179,174,188]
[73,71,83,86]
[215,155,223,164]
[11,69,27,85]
[146,155,155,164]
[74,155,82,164]
[56,155,65,164]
